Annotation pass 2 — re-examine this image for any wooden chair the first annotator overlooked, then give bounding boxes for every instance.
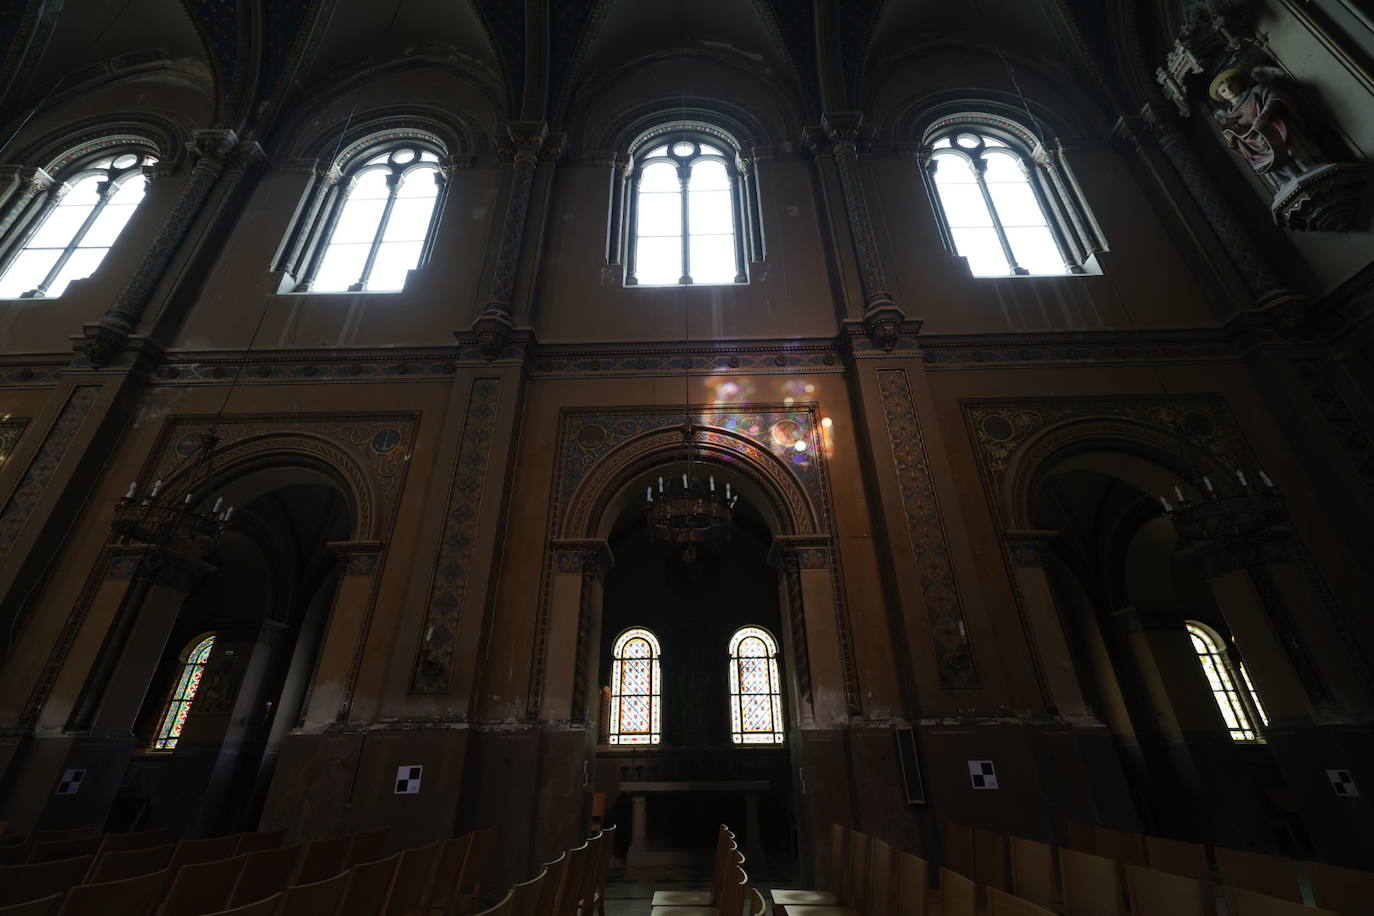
[650,865,748,916]
[421,833,473,914]
[507,868,545,916]
[231,832,285,857]
[570,831,604,916]
[1143,836,1210,883]
[588,823,617,916]
[344,829,388,868]
[1125,863,1209,916]
[536,851,569,916]
[1008,836,1055,910]
[654,825,735,907]
[1306,861,1374,915]
[591,793,607,828]
[0,855,93,907]
[986,887,1056,916]
[85,843,175,884]
[1223,885,1337,916]
[1094,827,1146,867]
[207,892,282,915]
[380,839,440,916]
[893,851,928,916]
[1213,847,1301,903]
[26,837,103,864]
[1063,822,1096,855]
[472,889,513,916]
[975,828,1010,892]
[945,823,975,880]
[784,837,892,916]
[553,841,590,916]
[276,871,349,914]
[0,895,63,916]
[31,829,98,844]
[98,831,171,855]
[157,852,248,915]
[938,866,977,916]
[55,868,169,916]
[771,823,844,909]
[337,852,401,916]
[0,844,34,866]
[225,845,302,909]
[167,835,242,875]
[1058,848,1123,916]
[293,835,352,886]
[452,828,494,914]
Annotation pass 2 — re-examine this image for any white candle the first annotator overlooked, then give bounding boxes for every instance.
[1159,496,1172,512]
[212,496,223,512]
[1174,485,1185,503]
[1236,469,1248,487]
[150,479,163,497]
[726,483,731,499]
[646,487,653,503]
[1202,475,1214,492]
[224,507,235,521]
[659,477,664,494]
[184,493,193,505]
[710,476,715,492]
[1260,470,1274,488]
[682,473,688,489]
[125,482,137,499]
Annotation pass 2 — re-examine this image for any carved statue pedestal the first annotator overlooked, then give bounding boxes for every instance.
[1271,163,1368,232]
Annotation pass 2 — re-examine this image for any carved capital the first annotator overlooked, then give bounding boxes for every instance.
[1004,529,1059,567]
[550,538,615,578]
[499,121,550,165]
[471,311,514,361]
[74,316,134,367]
[187,129,240,172]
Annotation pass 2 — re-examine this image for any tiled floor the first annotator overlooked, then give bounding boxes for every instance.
[603,863,798,915]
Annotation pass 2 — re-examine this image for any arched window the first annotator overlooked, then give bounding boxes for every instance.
[280,138,447,293]
[153,634,215,750]
[921,120,1102,278]
[728,626,785,745]
[620,127,757,287]
[608,627,662,745]
[1187,622,1268,743]
[0,149,158,298]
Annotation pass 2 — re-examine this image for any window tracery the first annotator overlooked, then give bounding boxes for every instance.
[728,626,785,745]
[153,634,215,750]
[0,149,158,299]
[609,627,662,745]
[1186,621,1267,743]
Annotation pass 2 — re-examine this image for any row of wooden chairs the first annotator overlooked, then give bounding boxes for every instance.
[946,820,1368,916]
[645,824,764,916]
[768,824,954,916]
[472,823,617,916]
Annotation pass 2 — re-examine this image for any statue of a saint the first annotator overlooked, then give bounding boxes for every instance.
[1210,67,1324,185]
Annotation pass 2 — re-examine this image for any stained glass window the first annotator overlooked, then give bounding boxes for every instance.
[0,151,158,298]
[1187,622,1265,743]
[608,628,661,745]
[153,634,215,750]
[728,626,785,745]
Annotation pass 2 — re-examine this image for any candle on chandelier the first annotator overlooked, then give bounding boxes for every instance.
[125,482,137,499]
[1260,470,1274,488]
[1236,469,1248,487]
[646,486,653,503]
[1173,485,1184,503]
[710,476,715,492]
[1159,496,1172,512]
[212,496,223,513]
[150,479,163,497]
[1202,475,1214,493]
[658,476,664,494]
[682,473,688,489]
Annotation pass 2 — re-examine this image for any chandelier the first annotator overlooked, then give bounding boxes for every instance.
[113,432,233,548]
[645,425,739,561]
[1157,416,1284,544]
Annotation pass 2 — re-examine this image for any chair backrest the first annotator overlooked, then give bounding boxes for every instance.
[0,844,34,866]
[1144,835,1210,883]
[975,828,1009,891]
[227,844,302,909]
[945,822,975,880]
[55,867,169,916]
[1223,885,1338,916]
[212,890,282,915]
[1009,836,1055,909]
[939,866,977,916]
[747,887,766,916]
[824,824,847,895]
[1214,847,1301,903]
[508,868,546,916]
[1058,848,1123,916]
[987,887,1057,916]
[422,833,473,913]
[575,832,604,911]
[1063,821,1097,854]
[168,835,242,874]
[98,831,171,855]
[553,841,589,916]
[26,836,103,864]
[711,839,739,902]
[0,893,63,916]
[158,852,248,916]
[232,831,286,857]
[0,855,93,907]
[1306,861,1374,915]
[1095,827,1147,867]
[458,828,495,902]
[592,824,616,904]
[536,851,568,916]
[472,888,513,916]
[344,829,387,868]
[86,843,176,884]
[843,829,870,910]
[294,835,352,886]
[32,828,98,845]
[381,839,441,916]
[867,838,893,916]
[718,866,749,916]
[893,851,927,916]
[277,870,349,914]
[337,852,401,916]
[1125,863,1209,916]
[591,793,607,826]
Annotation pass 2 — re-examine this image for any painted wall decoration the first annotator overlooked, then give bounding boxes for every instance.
[876,369,979,689]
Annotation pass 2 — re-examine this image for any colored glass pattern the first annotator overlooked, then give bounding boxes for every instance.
[153,635,215,750]
[609,628,661,745]
[728,626,785,745]
[1187,623,1264,743]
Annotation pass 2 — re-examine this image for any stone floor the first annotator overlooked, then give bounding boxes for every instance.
[602,864,797,915]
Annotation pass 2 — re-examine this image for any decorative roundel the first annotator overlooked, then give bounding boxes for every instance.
[371,428,401,454]
[981,415,1014,442]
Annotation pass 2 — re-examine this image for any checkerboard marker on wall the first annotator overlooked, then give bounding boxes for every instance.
[969,760,998,790]
[395,765,422,795]
[55,769,86,796]
[1327,769,1359,796]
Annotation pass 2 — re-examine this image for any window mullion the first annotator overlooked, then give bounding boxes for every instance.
[728,169,747,283]
[624,171,641,285]
[1023,159,1084,274]
[26,181,114,298]
[678,168,691,284]
[350,172,401,292]
[972,160,1025,276]
[295,180,349,292]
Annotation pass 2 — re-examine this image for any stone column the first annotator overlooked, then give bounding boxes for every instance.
[627,794,649,868]
[299,541,383,729]
[1003,530,1090,719]
[768,536,852,728]
[542,539,614,724]
[0,165,53,235]
[77,129,241,367]
[472,122,560,359]
[804,113,907,350]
